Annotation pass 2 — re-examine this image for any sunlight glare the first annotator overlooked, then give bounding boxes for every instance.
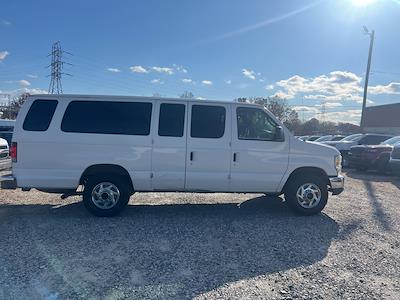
[351,0,377,6]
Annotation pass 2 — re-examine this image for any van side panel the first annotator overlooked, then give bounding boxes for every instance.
[13,98,153,191]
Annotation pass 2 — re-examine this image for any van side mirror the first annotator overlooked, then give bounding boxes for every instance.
[275,126,285,142]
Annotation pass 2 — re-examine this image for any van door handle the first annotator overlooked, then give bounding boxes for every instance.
[233,152,238,162]
[190,151,194,161]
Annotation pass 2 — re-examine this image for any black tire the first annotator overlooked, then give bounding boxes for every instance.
[83,175,131,217]
[376,157,390,174]
[284,175,328,215]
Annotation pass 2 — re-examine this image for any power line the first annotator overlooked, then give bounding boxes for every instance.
[47,41,72,94]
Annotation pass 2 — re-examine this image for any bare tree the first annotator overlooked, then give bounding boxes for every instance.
[1,93,30,119]
[179,91,194,99]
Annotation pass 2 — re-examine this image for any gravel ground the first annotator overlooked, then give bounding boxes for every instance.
[0,170,400,300]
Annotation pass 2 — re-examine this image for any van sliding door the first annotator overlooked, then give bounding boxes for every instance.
[185,103,231,192]
[151,101,187,191]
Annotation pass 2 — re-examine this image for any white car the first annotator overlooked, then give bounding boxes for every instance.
[2,94,344,216]
[0,137,11,171]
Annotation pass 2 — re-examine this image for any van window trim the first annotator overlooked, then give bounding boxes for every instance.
[23,99,59,132]
[236,106,284,142]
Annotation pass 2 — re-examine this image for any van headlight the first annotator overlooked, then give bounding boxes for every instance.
[335,155,342,174]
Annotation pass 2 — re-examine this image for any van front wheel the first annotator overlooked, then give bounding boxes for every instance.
[83,176,131,217]
[284,175,328,215]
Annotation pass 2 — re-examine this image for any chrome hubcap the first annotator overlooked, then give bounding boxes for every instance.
[91,182,120,209]
[296,183,321,208]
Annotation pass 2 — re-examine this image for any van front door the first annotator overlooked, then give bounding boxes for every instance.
[152,101,187,191]
[185,103,231,192]
[230,106,289,193]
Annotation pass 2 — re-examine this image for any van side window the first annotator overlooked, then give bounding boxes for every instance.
[158,103,185,137]
[61,101,152,135]
[191,105,225,139]
[237,107,280,141]
[23,100,58,132]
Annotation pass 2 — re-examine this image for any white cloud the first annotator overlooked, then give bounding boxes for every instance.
[242,68,257,80]
[322,109,362,124]
[0,51,9,62]
[19,80,31,87]
[314,102,343,109]
[152,66,174,75]
[182,78,194,84]
[151,79,164,84]
[2,20,11,26]
[196,97,206,100]
[225,80,232,85]
[369,82,400,95]
[107,68,121,73]
[27,74,38,78]
[173,64,188,73]
[292,106,320,113]
[271,71,363,101]
[130,65,148,73]
[202,80,213,86]
[265,84,274,90]
[271,91,295,100]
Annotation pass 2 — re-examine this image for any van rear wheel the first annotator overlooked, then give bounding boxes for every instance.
[284,175,328,215]
[83,175,131,217]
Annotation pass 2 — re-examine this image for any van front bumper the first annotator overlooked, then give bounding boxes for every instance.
[329,175,344,195]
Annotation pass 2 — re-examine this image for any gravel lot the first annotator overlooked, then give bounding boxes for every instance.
[1,171,400,300]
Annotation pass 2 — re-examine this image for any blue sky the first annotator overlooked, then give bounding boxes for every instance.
[1,0,400,123]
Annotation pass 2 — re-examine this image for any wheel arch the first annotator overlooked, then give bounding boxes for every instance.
[282,166,330,192]
[79,164,134,193]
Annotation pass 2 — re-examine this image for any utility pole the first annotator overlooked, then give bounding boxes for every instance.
[360,27,375,132]
[47,41,72,94]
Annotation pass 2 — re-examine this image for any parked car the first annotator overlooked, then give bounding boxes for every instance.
[298,135,309,141]
[0,137,11,171]
[0,119,15,146]
[348,136,400,172]
[314,135,345,143]
[389,143,400,175]
[2,94,344,216]
[324,133,393,167]
[306,136,322,141]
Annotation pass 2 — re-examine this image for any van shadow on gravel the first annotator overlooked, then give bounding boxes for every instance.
[0,195,339,299]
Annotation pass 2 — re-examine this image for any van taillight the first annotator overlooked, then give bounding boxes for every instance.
[10,142,17,162]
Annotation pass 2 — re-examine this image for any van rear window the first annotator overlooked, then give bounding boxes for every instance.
[23,100,58,132]
[61,101,152,135]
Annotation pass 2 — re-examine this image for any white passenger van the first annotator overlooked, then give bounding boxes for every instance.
[3,95,344,216]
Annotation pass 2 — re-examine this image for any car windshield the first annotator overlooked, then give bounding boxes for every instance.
[380,136,400,145]
[341,134,362,141]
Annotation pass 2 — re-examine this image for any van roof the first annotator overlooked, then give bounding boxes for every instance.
[28,94,263,107]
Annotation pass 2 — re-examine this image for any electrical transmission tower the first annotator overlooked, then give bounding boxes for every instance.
[321,101,326,123]
[47,41,72,94]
